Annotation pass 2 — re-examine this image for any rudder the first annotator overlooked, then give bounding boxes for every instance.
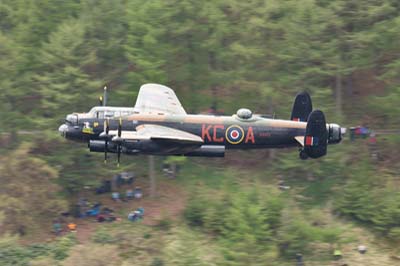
[303,110,327,158]
[291,92,313,122]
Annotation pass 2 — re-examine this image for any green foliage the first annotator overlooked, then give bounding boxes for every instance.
[184,182,346,263]
[335,156,400,236]
[0,143,67,235]
[185,186,283,264]
[277,207,343,258]
[278,215,317,257]
[388,227,400,241]
[1,0,400,264]
[156,218,172,231]
[0,234,76,266]
[91,228,118,244]
[61,243,121,266]
[150,258,165,266]
[184,193,209,227]
[0,243,51,266]
[33,19,102,127]
[52,234,77,260]
[0,0,397,127]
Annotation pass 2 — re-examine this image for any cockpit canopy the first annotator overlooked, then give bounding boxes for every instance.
[65,106,138,125]
[236,108,253,119]
[88,106,138,119]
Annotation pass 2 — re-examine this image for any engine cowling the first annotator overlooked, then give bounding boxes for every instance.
[89,140,117,152]
[327,123,345,144]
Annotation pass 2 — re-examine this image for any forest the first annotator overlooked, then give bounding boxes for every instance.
[0,0,400,265]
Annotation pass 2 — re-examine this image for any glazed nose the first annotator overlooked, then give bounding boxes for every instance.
[58,124,68,137]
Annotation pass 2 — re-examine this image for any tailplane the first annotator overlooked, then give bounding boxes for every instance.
[291,92,313,122]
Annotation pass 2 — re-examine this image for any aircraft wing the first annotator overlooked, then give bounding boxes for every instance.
[133,83,186,115]
[109,124,203,144]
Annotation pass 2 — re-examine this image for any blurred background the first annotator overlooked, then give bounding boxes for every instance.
[0,0,399,265]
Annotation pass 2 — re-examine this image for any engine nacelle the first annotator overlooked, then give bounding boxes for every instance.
[89,140,177,155]
[89,140,117,153]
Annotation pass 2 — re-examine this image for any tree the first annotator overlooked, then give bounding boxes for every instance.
[33,19,102,127]
[124,1,169,91]
[80,0,129,83]
[0,32,22,129]
[0,143,67,235]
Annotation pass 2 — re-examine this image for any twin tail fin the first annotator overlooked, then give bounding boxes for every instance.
[290,92,313,122]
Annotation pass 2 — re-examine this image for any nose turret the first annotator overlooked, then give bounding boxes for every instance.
[58,124,68,137]
[57,122,89,142]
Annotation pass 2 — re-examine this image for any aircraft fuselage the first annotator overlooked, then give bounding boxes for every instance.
[60,113,307,150]
[59,84,344,160]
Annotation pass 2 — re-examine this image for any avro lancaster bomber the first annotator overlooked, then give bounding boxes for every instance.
[59,84,345,164]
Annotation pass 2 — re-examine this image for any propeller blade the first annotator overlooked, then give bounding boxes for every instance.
[104,120,108,163]
[117,118,122,167]
[106,118,110,135]
[118,118,122,137]
[117,144,121,167]
[104,139,108,164]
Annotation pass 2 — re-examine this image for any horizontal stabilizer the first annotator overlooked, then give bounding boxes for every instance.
[294,136,304,146]
[291,92,312,122]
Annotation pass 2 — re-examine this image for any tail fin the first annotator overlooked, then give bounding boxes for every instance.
[303,110,327,158]
[291,92,312,122]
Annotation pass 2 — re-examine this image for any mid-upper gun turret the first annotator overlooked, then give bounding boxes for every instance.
[236,108,253,119]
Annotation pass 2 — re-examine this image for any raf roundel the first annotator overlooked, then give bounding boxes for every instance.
[226,125,245,144]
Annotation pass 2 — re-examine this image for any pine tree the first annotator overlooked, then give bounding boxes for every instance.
[33,19,101,127]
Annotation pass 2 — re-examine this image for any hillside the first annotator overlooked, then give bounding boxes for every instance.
[2,151,400,266]
[1,0,400,265]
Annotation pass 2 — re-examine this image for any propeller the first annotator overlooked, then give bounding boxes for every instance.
[107,117,123,166]
[103,118,109,163]
[117,118,122,167]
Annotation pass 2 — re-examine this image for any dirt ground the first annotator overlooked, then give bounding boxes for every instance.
[75,177,187,243]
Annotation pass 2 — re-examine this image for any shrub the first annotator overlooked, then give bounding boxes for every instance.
[150,258,164,266]
[92,229,117,244]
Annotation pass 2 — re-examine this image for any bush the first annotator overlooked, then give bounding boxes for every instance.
[0,236,52,266]
[92,229,117,244]
[388,227,400,241]
[184,187,283,264]
[156,218,172,231]
[61,244,121,266]
[150,258,164,266]
[335,169,400,236]
[184,197,209,227]
[52,234,77,260]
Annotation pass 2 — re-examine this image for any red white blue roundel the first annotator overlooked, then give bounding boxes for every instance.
[226,125,245,144]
